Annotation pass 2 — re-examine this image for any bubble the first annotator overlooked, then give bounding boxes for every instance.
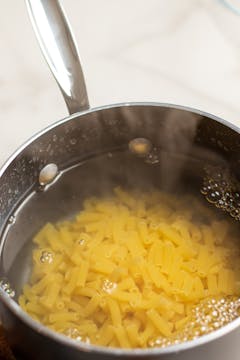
[8,215,16,225]
[128,138,152,157]
[0,279,15,298]
[206,191,221,204]
[201,166,240,220]
[216,199,225,209]
[102,279,117,294]
[70,138,77,145]
[40,251,53,264]
[144,147,160,164]
[39,163,58,186]
[77,239,85,246]
[230,209,239,218]
[234,192,240,201]
[194,330,200,336]
[56,301,64,310]
[173,339,181,345]
[150,296,240,347]
[201,186,208,195]
[64,328,82,341]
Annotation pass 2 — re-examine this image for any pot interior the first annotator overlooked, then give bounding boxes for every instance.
[1,103,240,345]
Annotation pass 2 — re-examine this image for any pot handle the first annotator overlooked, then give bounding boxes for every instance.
[26,0,90,115]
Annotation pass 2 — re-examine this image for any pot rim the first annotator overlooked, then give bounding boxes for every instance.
[1,101,240,178]
[1,101,240,356]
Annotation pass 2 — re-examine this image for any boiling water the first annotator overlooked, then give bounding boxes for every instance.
[1,145,240,348]
[5,148,181,294]
[201,165,240,220]
[17,181,240,348]
[1,146,237,291]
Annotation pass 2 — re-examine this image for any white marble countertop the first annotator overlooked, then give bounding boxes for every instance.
[1,1,240,358]
[1,0,240,167]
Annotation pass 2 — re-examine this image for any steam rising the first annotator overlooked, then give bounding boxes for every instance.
[155,111,226,191]
[158,111,199,190]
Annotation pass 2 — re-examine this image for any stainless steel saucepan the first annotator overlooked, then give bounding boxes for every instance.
[0,0,240,359]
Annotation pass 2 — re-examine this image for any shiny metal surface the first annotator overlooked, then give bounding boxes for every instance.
[0,0,240,359]
[1,103,240,360]
[26,0,89,114]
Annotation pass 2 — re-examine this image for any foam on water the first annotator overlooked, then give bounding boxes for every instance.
[201,166,240,221]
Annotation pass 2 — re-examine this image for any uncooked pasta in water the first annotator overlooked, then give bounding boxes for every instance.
[19,187,240,348]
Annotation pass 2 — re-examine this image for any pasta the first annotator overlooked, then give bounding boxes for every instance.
[19,187,240,348]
